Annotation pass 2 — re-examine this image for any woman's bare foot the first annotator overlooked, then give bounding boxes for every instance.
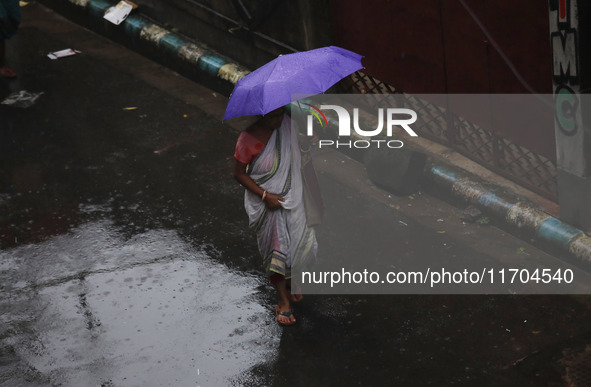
[287,290,303,302]
[286,280,303,302]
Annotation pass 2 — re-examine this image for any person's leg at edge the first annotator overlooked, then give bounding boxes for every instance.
[0,39,17,78]
[270,274,295,324]
[0,39,5,67]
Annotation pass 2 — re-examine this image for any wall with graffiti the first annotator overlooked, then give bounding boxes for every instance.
[550,0,585,176]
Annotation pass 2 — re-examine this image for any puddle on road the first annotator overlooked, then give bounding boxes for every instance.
[0,221,279,386]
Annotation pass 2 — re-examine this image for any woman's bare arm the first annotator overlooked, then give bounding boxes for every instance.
[233,159,284,210]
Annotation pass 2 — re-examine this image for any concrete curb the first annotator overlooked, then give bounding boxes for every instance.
[49,0,250,89]
[427,163,591,265]
[317,95,591,267]
[44,0,591,267]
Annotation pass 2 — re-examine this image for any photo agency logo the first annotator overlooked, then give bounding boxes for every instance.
[299,101,419,149]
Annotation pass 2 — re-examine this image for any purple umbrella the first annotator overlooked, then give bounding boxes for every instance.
[223,46,363,121]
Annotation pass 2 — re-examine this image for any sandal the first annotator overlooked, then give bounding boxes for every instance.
[275,305,296,326]
[0,67,17,79]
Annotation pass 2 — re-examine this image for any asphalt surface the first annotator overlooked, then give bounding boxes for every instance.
[1,4,591,386]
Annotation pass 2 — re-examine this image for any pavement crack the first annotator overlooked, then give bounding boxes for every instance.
[1,254,182,295]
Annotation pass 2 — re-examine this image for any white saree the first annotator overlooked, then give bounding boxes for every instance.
[244,115,317,278]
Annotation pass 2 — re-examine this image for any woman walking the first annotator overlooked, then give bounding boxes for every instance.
[233,107,317,326]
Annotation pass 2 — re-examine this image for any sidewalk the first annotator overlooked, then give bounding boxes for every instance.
[1,3,591,386]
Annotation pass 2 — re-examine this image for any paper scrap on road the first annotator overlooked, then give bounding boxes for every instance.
[47,48,76,60]
[1,91,44,108]
[104,1,138,25]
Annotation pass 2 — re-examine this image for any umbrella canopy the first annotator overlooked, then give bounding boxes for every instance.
[223,46,363,121]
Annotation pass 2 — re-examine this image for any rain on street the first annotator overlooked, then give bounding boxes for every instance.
[2,4,591,386]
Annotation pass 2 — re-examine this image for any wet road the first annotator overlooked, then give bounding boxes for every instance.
[2,4,591,386]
